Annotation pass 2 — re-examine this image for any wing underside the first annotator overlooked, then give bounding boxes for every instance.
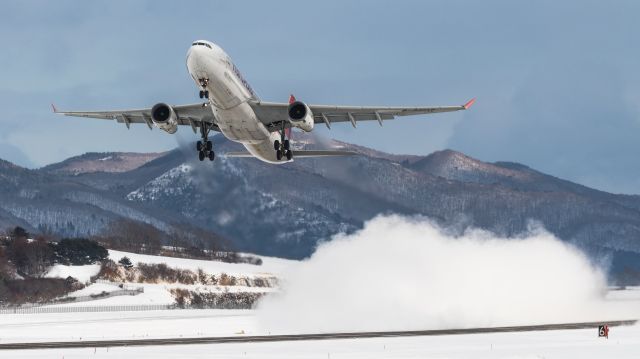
[249,98,475,131]
[52,103,218,133]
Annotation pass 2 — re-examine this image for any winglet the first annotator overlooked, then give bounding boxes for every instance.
[51,103,59,113]
[289,94,296,104]
[463,98,476,110]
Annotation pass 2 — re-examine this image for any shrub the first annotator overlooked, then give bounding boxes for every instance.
[3,278,79,304]
[168,288,264,309]
[118,256,133,269]
[218,273,236,286]
[137,263,197,284]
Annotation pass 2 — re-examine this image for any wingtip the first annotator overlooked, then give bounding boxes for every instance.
[463,98,476,110]
[51,103,58,113]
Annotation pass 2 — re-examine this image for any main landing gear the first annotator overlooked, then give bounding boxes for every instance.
[199,90,209,99]
[274,122,292,161]
[197,122,214,162]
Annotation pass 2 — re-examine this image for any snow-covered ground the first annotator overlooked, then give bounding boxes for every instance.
[9,246,638,357]
[2,287,640,345]
[37,250,297,308]
[64,282,124,298]
[0,309,255,343]
[44,264,101,283]
[108,249,295,277]
[3,321,640,358]
[50,283,175,306]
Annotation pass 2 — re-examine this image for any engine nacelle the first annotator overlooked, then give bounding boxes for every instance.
[151,103,178,134]
[288,101,314,132]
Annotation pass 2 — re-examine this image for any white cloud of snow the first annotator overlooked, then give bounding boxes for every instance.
[258,215,634,333]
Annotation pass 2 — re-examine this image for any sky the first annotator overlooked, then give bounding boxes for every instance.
[1,1,640,194]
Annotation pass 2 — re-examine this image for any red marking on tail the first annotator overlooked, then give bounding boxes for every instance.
[289,94,296,104]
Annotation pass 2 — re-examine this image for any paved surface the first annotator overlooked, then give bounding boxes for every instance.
[0,320,636,350]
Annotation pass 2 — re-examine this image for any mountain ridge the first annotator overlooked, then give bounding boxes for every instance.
[2,135,640,279]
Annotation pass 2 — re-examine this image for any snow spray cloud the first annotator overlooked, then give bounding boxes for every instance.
[257,215,631,333]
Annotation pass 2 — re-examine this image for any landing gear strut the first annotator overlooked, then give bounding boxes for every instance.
[198,79,209,99]
[197,122,214,162]
[274,122,292,161]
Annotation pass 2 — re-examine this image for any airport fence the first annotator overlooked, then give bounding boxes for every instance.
[0,304,175,314]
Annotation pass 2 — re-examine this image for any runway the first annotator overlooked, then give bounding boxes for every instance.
[0,320,635,350]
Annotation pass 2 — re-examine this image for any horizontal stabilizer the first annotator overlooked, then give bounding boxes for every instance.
[224,150,357,158]
[292,150,358,158]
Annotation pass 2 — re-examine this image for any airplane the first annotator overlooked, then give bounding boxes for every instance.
[53,40,475,164]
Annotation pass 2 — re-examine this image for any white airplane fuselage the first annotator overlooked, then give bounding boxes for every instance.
[186,40,283,163]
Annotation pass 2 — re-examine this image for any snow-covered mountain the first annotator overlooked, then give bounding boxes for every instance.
[1,134,640,276]
[41,152,166,175]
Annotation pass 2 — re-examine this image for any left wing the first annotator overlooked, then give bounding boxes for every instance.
[52,103,218,132]
[250,98,475,130]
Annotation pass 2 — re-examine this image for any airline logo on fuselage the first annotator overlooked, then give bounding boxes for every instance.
[231,62,257,98]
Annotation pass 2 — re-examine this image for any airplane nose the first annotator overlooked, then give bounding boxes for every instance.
[188,45,206,60]
[186,46,203,68]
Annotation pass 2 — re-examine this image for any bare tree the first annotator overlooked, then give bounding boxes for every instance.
[100,219,163,254]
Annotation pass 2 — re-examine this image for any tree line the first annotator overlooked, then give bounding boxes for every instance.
[0,226,108,304]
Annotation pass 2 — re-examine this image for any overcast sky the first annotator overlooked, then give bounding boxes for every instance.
[1,1,640,194]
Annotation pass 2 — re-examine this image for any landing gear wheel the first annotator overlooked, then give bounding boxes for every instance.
[199,91,204,99]
[274,140,280,151]
[284,140,290,151]
[276,150,283,161]
[204,91,209,99]
[286,150,293,160]
[197,122,214,162]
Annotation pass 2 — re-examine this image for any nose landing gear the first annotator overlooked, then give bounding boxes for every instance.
[198,79,210,99]
[197,122,214,162]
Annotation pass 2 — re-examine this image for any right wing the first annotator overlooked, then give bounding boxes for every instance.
[250,98,475,130]
[52,103,218,132]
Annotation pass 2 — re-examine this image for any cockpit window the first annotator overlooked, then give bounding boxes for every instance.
[192,42,212,49]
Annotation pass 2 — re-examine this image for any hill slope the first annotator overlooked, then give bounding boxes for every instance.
[1,135,639,277]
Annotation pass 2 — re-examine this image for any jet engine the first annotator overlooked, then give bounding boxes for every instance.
[151,103,178,134]
[288,101,314,132]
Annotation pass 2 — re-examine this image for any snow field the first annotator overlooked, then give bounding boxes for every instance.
[39,250,295,307]
[107,249,295,277]
[44,264,101,283]
[3,323,640,359]
[0,309,256,344]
